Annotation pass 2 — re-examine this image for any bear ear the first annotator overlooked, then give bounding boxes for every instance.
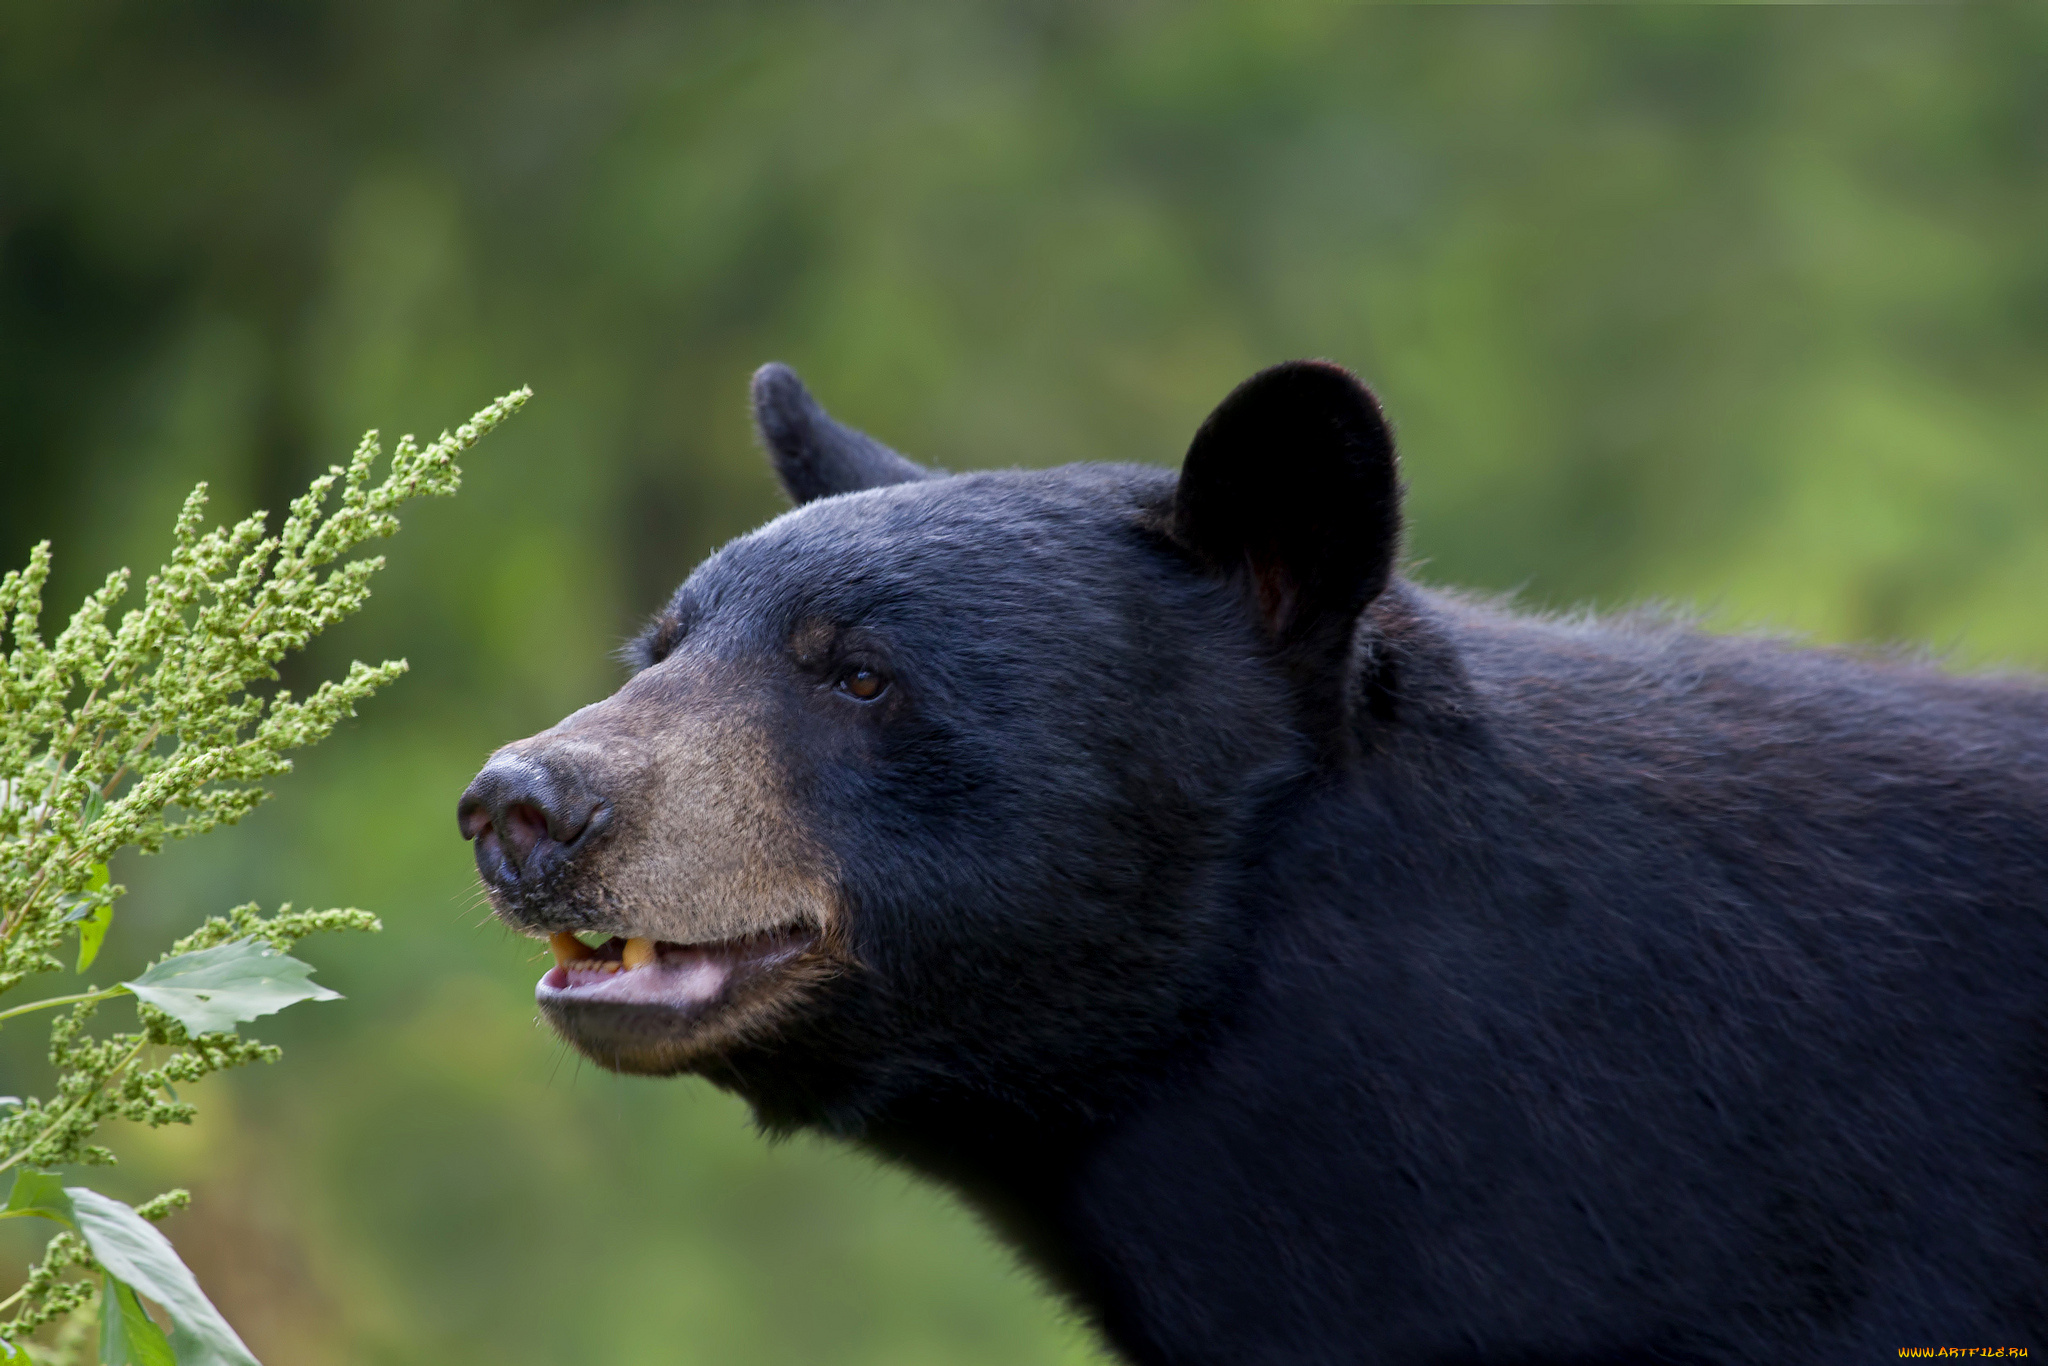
[751,363,933,506]
[1171,360,1402,663]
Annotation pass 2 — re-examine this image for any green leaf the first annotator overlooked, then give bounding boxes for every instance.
[99,1276,177,1366]
[0,1332,29,1362]
[4,1168,72,1222]
[61,863,111,919]
[122,940,340,1036]
[64,1189,258,1366]
[76,863,114,972]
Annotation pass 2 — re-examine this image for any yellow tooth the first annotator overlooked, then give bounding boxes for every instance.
[549,932,595,966]
[622,937,658,971]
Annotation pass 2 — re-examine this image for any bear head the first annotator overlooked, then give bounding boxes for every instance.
[458,360,1403,1134]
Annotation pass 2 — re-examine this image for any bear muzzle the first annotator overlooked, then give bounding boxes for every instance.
[458,684,845,1073]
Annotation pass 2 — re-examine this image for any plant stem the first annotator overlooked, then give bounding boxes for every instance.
[0,988,130,1029]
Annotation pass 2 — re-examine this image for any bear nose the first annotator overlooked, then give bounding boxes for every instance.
[458,753,606,892]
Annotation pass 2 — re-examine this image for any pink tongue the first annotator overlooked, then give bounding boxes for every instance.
[663,956,729,1004]
[542,950,731,1006]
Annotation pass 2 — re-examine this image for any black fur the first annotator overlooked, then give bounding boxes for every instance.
[599,362,2048,1362]
[752,362,932,506]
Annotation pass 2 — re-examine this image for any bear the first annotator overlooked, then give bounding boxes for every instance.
[458,360,2048,1365]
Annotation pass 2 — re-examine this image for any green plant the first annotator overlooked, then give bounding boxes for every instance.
[0,387,529,1363]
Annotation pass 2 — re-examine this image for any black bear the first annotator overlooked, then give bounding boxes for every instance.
[459,361,2048,1364]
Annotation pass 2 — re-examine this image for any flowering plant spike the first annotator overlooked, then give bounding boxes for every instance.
[0,387,528,1362]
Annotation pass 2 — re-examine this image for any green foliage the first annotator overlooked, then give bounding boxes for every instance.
[0,391,527,1362]
[120,942,340,1040]
[1,387,528,994]
[3,1175,245,1366]
[26,1180,255,1366]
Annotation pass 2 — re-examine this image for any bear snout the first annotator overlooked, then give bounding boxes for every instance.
[458,751,609,893]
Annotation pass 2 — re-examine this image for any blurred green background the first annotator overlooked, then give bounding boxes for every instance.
[2,3,2045,1362]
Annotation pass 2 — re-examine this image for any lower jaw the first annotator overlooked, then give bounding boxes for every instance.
[536,997,720,1075]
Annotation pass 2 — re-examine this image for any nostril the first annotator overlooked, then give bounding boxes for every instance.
[458,802,491,842]
[474,823,506,877]
[504,802,549,867]
[547,800,600,846]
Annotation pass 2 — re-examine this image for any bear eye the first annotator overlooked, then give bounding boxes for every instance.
[637,610,688,668]
[838,667,887,701]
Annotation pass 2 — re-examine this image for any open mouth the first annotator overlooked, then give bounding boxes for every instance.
[535,927,815,1016]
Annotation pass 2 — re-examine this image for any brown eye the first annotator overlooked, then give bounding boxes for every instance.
[840,668,886,701]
